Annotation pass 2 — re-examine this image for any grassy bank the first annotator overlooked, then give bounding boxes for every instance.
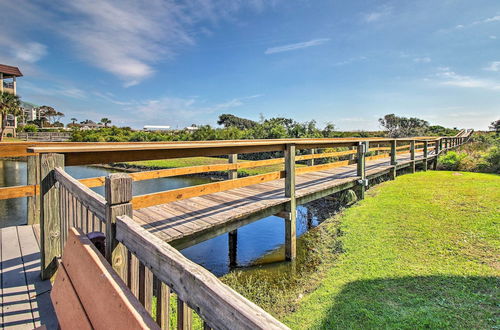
[224,171,499,329]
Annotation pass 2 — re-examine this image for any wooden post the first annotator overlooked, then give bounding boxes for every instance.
[284,143,296,261]
[410,140,416,173]
[308,148,315,166]
[40,153,65,280]
[27,155,40,225]
[423,141,428,171]
[105,173,133,282]
[227,154,238,268]
[356,142,366,200]
[228,154,238,180]
[439,138,443,153]
[433,140,439,170]
[390,140,397,179]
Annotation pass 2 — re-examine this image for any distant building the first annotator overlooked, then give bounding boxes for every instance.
[0,64,23,137]
[144,125,171,131]
[184,126,199,131]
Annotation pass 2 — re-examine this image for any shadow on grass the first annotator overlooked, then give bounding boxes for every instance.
[317,275,499,329]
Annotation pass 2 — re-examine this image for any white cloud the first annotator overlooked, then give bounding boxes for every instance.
[333,56,367,66]
[435,68,500,90]
[127,94,262,126]
[454,14,500,29]
[363,6,392,23]
[265,38,330,54]
[414,57,431,63]
[0,0,277,86]
[22,82,87,99]
[490,35,497,39]
[484,61,500,72]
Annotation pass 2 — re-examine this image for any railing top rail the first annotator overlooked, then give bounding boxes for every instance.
[28,136,442,154]
[53,167,107,221]
[116,214,289,330]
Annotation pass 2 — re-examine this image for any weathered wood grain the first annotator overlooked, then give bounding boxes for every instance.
[116,215,289,330]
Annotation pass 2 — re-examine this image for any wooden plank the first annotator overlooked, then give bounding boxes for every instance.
[61,228,159,329]
[0,184,35,200]
[132,171,285,209]
[1,226,35,329]
[295,159,351,175]
[115,216,289,330]
[295,149,356,161]
[17,225,58,329]
[284,144,296,261]
[51,263,93,329]
[54,168,107,221]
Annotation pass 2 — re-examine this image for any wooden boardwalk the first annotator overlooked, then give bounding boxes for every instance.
[134,152,428,249]
[0,225,57,329]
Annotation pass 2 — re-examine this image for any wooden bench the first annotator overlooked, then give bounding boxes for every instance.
[50,227,159,329]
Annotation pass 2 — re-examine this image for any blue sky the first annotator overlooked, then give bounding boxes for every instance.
[1,0,499,130]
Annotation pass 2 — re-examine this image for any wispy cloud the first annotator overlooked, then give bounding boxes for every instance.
[333,56,367,66]
[363,6,392,23]
[414,57,431,63]
[127,94,262,126]
[484,61,500,72]
[0,0,277,86]
[265,38,330,54]
[22,82,87,99]
[434,67,500,90]
[455,14,500,29]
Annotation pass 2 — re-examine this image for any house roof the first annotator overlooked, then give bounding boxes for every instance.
[0,64,23,77]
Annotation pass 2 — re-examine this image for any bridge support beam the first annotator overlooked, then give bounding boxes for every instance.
[228,230,238,268]
[284,144,296,261]
[227,154,239,267]
[308,148,315,166]
[390,140,397,179]
[40,153,65,280]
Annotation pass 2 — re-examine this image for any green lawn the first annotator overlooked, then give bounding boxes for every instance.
[284,171,499,329]
[124,156,298,176]
[223,171,499,329]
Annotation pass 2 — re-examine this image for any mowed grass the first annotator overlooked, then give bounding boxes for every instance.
[283,171,499,329]
[124,156,300,176]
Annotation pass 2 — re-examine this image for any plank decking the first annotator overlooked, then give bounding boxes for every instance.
[134,152,430,249]
[0,225,57,329]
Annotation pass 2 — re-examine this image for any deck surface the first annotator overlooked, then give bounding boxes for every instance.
[134,152,432,248]
[1,225,57,329]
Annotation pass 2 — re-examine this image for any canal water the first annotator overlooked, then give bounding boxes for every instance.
[0,160,320,276]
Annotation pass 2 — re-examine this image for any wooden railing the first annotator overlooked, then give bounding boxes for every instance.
[42,159,288,329]
[18,132,72,142]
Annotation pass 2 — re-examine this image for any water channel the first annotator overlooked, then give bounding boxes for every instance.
[0,159,321,276]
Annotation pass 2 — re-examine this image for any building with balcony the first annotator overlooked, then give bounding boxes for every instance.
[0,64,23,137]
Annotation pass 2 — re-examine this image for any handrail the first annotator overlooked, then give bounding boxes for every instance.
[116,215,289,330]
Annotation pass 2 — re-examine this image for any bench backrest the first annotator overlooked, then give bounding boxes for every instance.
[51,227,159,329]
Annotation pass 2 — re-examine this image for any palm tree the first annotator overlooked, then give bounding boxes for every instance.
[0,92,21,141]
[100,118,111,127]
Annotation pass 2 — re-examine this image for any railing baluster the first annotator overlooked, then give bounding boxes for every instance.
[177,297,193,330]
[390,140,397,179]
[155,276,170,330]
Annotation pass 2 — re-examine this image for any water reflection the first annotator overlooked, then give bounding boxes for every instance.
[0,160,324,276]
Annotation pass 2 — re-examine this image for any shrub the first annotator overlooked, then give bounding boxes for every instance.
[438,151,467,170]
[22,124,38,132]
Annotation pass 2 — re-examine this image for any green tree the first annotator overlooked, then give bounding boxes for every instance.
[70,117,78,124]
[100,118,112,127]
[39,106,64,126]
[0,92,21,141]
[489,119,500,135]
[379,114,429,137]
[217,114,257,129]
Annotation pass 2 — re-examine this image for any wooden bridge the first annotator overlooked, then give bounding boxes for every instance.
[0,130,472,328]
